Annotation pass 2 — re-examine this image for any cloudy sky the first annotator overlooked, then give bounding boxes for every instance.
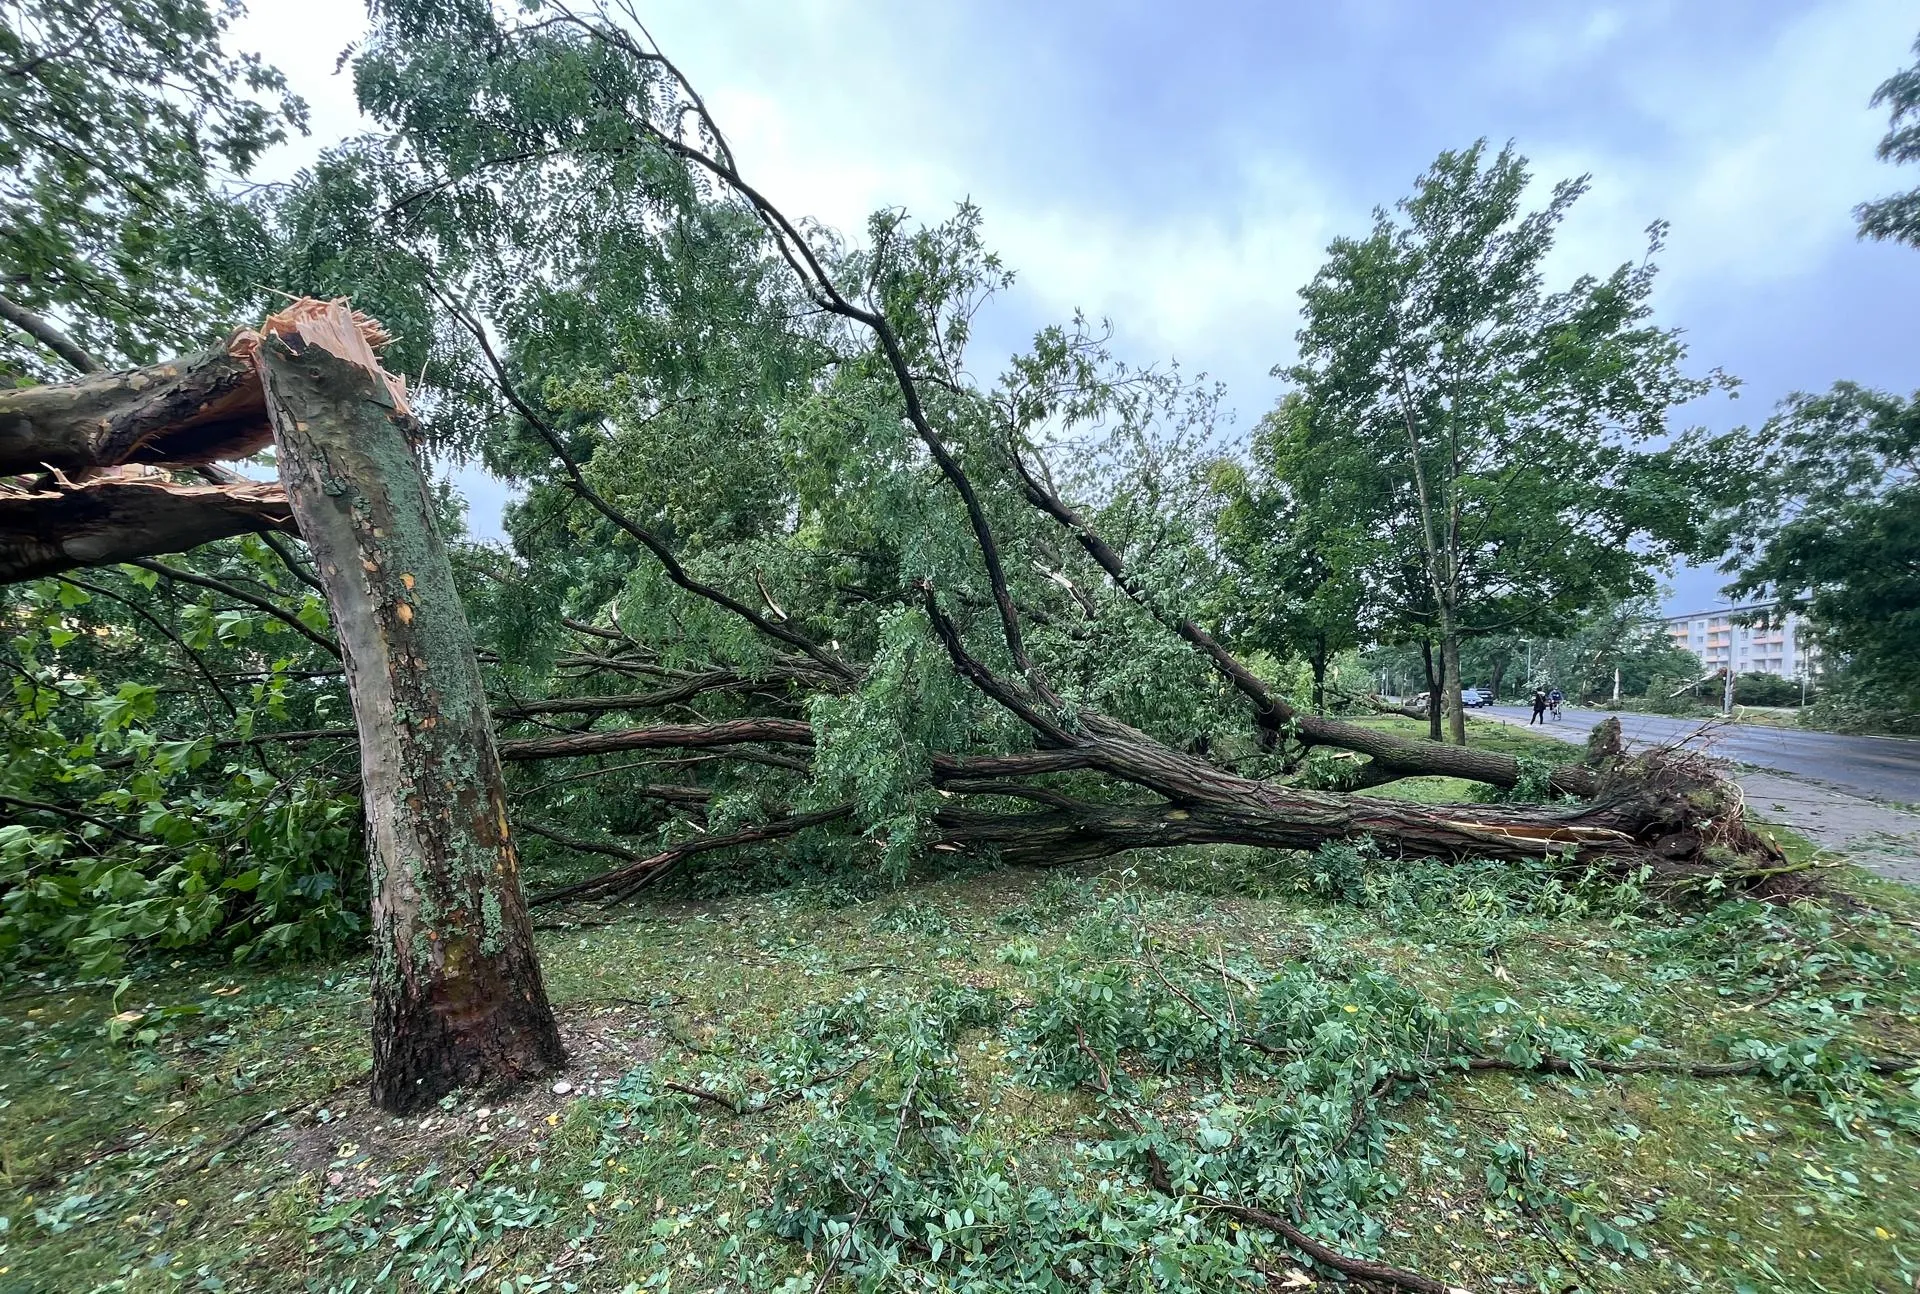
[237,0,1920,615]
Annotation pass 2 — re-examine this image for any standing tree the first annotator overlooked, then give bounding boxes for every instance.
[1286,142,1728,744]
[255,299,564,1110]
[1,0,563,1112]
[1706,384,1920,721]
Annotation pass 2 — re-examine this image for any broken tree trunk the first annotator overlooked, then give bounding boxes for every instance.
[0,339,271,476]
[0,470,295,583]
[254,298,563,1113]
[0,338,297,586]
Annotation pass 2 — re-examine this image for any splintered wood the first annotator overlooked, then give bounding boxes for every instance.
[259,297,411,416]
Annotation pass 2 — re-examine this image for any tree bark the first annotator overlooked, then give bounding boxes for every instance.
[529,706,1764,903]
[0,339,270,476]
[1419,640,1442,742]
[255,299,563,1113]
[497,716,813,762]
[1440,618,1467,746]
[0,472,296,584]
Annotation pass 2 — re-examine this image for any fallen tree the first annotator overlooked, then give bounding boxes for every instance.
[0,5,1785,923]
[0,6,1793,1006]
[0,469,295,583]
[355,6,1756,901]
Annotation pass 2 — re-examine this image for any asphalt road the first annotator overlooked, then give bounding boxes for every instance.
[1480,705,1920,803]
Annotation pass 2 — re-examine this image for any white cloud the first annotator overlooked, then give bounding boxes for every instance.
[231,0,371,176]
[1528,0,1913,301]
[1488,3,1630,91]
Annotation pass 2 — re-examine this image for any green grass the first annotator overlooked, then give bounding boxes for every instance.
[1341,715,1578,805]
[1349,713,1576,760]
[3,848,1916,1292]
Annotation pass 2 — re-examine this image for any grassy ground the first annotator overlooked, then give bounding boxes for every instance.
[1343,714,1576,805]
[1349,714,1568,758]
[1587,703,1852,734]
[3,826,1916,1293]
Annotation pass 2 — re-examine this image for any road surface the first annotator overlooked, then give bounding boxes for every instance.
[1481,705,1920,803]
[1477,705,1920,882]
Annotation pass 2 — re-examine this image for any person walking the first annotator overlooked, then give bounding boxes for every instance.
[1530,688,1548,725]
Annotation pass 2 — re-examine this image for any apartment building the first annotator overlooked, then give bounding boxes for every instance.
[1662,604,1816,679]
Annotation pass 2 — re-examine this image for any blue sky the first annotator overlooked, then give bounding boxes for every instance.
[240,0,1920,615]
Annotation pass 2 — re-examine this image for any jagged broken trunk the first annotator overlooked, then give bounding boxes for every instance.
[255,300,564,1112]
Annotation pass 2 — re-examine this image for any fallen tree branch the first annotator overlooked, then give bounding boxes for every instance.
[1465,1052,1918,1079]
[1085,1016,1451,1293]
[128,557,340,658]
[516,819,656,865]
[491,670,800,719]
[0,791,142,840]
[662,1080,741,1114]
[528,802,855,905]
[426,277,856,685]
[920,581,1076,747]
[1198,1195,1455,1294]
[0,473,297,585]
[0,338,269,475]
[497,717,814,762]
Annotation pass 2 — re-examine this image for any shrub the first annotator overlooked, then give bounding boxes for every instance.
[1734,671,1804,707]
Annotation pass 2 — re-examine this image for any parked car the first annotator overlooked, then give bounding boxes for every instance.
[1409,688,1491,708]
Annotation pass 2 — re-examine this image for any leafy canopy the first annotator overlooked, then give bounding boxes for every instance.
[0,0,306,378]
[1711,384,1920,715]
[1858,30,1920,248]
[1265,141,1729,671]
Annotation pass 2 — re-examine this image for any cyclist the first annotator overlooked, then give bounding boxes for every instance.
[1547,686,1564,720]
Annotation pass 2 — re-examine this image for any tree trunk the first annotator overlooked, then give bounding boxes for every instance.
[1488,653,1508,705]
[527,710,1775,903]
[1441,633,1466,746]
[255,300,563,1113]
[1420,640,1442,742]
[1309,643,1328,715]
[0,471,295,584]
[0,340,270,476]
